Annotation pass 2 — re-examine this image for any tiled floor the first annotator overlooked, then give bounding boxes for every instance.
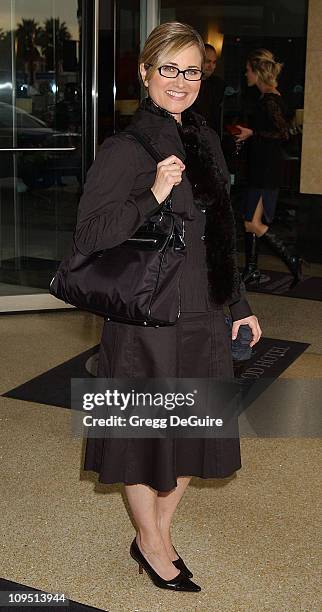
[0,284,321,612]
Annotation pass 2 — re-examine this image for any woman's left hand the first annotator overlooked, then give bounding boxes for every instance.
[234,125,253,143]
[232,315,262,348]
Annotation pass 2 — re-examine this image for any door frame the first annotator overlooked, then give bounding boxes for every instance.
[0,0,97,313]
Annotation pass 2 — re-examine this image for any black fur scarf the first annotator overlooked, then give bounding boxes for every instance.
[142,97,242,305]
[179,111,242,305]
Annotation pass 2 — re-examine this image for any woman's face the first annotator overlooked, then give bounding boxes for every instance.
[140,44,202,118]
[245,62,258,86]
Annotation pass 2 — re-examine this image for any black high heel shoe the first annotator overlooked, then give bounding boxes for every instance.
[242,264,261,288]
[130,537,201,592]
[172,547,193,578]
[260,228,305,286]
[242,232,261,288]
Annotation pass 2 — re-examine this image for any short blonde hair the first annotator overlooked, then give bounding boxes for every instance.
[247,48,283,87]
[139,22,206,85]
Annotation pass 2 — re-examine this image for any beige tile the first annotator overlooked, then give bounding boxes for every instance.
[279,351,322,377]
[306,0,322,52]
[303,51,322,122]
[0,311,102,394]
[301,0,322,195]
[244,293,322,355]
[300,121,322,194]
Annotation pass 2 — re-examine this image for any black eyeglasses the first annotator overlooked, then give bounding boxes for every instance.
[145,64,204,81]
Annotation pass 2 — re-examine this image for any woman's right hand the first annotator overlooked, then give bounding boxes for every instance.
[151,155,185,204]
[234,125,253,143]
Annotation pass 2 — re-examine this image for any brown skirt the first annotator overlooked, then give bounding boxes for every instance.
[83,309,241,491]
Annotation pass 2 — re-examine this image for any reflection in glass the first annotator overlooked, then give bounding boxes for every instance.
[98,0,140,142]
[0,0,82,297]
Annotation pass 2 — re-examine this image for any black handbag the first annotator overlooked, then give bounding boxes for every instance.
[49,131,186,327]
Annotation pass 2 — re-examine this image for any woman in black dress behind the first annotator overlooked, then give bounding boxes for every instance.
[235,49,303,287]
[76,23,262,593]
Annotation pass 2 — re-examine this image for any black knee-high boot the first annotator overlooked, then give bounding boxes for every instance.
[242,231,261,283]
[259,228,303,286]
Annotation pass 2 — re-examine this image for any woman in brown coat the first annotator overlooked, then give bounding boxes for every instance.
[76,22,262,592]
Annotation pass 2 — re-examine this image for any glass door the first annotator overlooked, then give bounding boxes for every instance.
[0,0,157,312]
[0,0,85,311]
[97,0,159,141]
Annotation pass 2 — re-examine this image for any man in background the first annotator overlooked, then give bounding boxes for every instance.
[192,43,226,137]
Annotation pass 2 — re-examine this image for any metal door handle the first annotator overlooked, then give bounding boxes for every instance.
[0,147,76,152]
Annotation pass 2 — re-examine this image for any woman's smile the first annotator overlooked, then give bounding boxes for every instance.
[165,90,188,99]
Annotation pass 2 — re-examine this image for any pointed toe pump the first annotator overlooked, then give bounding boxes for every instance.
[172,547,193,578]
[130,537,201,592]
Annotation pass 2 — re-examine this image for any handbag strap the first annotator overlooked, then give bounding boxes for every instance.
[125,129,164,163]
[125,128,173,211]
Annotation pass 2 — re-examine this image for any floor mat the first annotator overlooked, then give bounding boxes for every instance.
[0,577,104,612]
[242,268,322,300]
[2,338,309,414]
[2,345,99,409]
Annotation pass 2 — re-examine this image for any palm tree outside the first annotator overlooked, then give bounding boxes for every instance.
[16,18,42,86]
[16,17,72,85]
[38,18,71,72]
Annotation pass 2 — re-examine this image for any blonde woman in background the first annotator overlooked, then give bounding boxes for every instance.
[235,49,303,288]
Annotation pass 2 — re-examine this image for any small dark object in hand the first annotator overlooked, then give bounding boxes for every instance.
[224,314,253,361]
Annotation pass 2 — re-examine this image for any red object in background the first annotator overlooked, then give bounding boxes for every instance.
[225,123,250,135]
[225,124,242,136]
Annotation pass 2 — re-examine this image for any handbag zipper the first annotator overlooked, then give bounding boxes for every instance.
[147,214,182,324]
[127,237,158,243]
